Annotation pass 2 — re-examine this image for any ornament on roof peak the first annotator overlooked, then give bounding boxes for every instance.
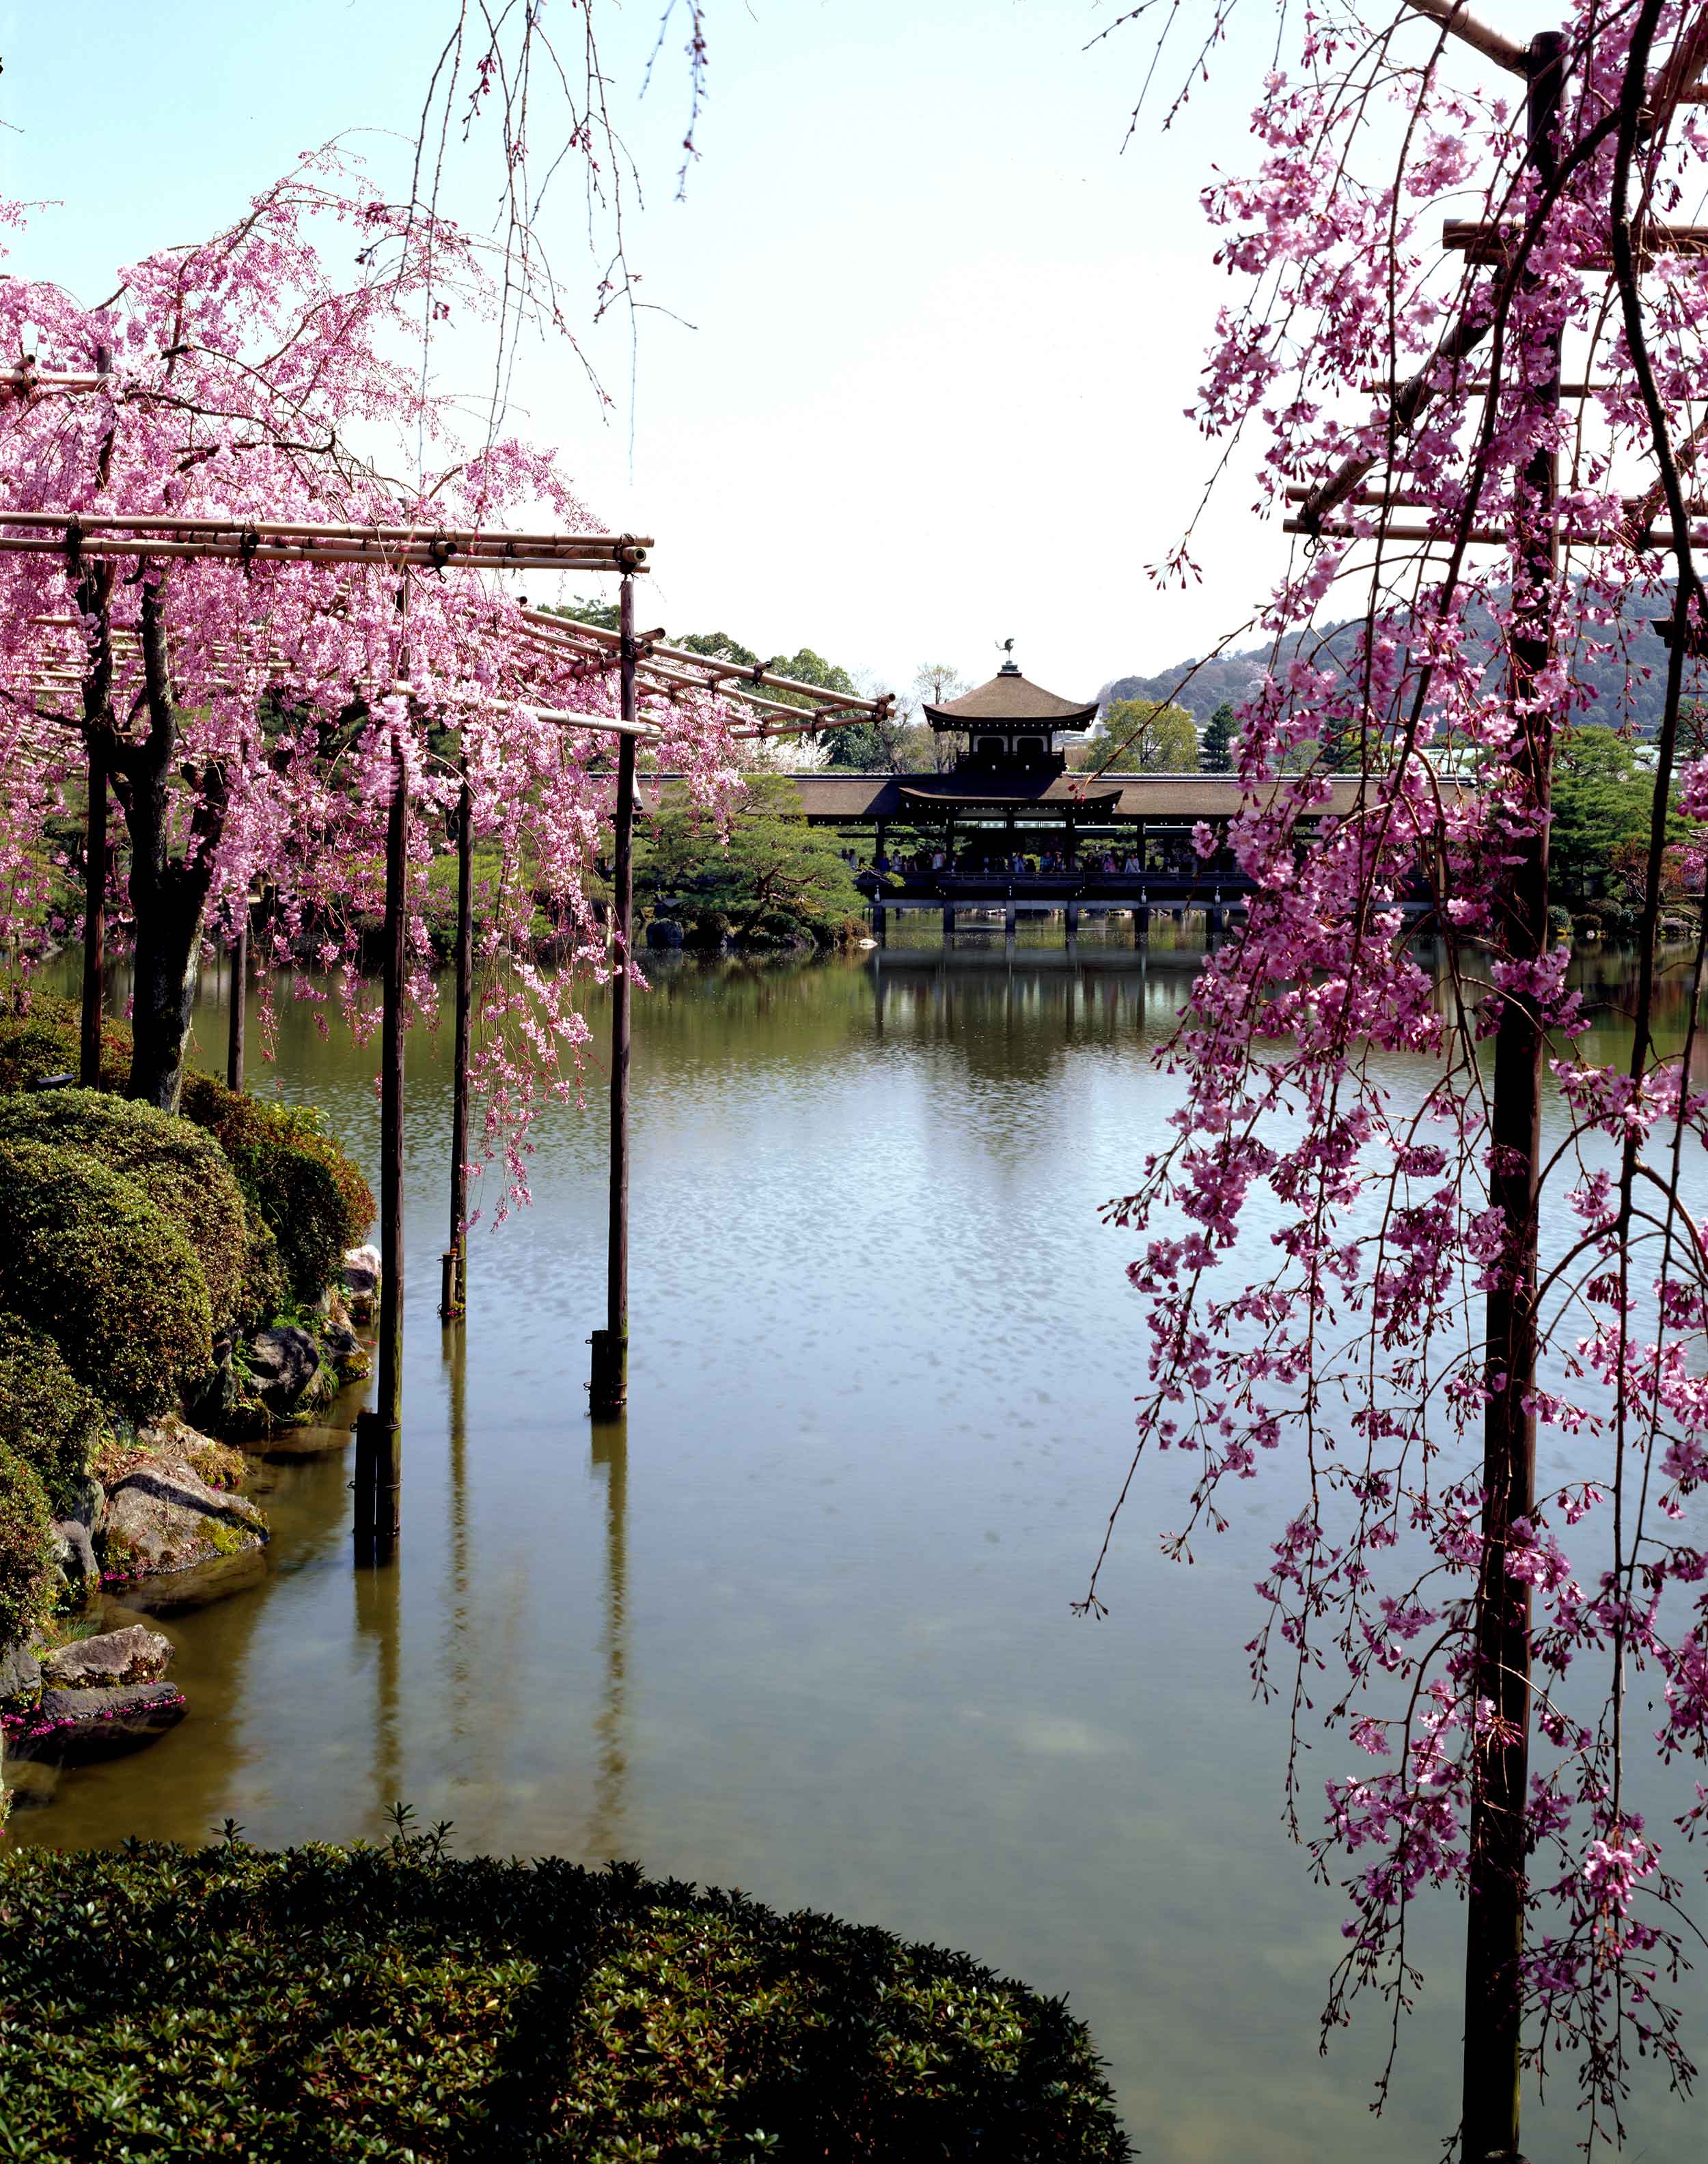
[997,636,1019,677]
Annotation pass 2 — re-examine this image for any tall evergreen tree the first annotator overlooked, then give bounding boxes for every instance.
[1202,702,1235,773]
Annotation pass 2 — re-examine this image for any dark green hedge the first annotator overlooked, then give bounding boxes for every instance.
[0,1312,106,1518]
[0,1091,250,1336]
[0,1833,1128,2163]
[0,983,372,1312]
[0,1141,212,1417]
[0,1438,53,1647]
[182,1085,374,1304]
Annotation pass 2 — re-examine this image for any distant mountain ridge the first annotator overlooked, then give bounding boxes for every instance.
[1100,588,1705,737]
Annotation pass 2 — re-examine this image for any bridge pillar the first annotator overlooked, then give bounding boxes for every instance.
[1065,905,1079,943]
[874,903,887,948]
[941,904,954,940]
[1133,907,1148,947]
[1004,901,1017,944]
[1207,907,1226,935]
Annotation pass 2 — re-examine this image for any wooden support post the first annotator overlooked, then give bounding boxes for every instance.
[440,760,473,1321]
[1065,905,1079,942]
[874,901,887,948]
[1134,906,1148,947]
[226,912,247,1094]
[941,903,954,939]
[1004,900,1017,941]
[590,575,637,1419]
[79,741,106,1088]
[357,729,408,1558]
[1461,31,1564,2164]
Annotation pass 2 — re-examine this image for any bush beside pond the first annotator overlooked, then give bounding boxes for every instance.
[0,1091,250,1336]
[0,1315,107,1519]
[0,1833,1129,2163]
[0,1442,53,1649]
[0,1140,212,1419]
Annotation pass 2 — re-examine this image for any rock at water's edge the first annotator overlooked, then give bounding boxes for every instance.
[0,1640,41,1710]
[646,917,685,948]
[247,1324,322,1413]
[40,1624,174,1690]
[102,1459,267,1582]
[52,1519,98,1597]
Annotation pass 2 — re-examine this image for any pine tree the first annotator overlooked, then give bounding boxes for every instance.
[1202,702,1235,772]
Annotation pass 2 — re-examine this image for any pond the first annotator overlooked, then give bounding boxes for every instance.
[11,918,1706,2162]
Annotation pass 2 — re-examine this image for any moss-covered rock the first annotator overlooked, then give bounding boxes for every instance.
[0,1091,250,1336]
[0,1141,212,1418]
[0,1440,54,1651]
[0,1313,107,1519]
[0,1835,1129,2161]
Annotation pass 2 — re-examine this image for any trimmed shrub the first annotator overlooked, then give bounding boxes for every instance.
[0,1440,54,1650]
[182,1083,374,1302]
[0,981,371,1312]
[0,1313,106,1518]
[0,1091,250,1335]
[0,1835,1128,2161]
[0,982,127,1093]
[0,1142,212,1416]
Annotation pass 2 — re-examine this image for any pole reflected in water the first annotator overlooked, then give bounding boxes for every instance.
[585,1412,629,1861]
[355,1537,402,1828]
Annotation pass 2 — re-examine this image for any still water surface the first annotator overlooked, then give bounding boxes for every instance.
[12,921,1707,2161]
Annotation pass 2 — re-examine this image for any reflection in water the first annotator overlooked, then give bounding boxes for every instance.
[442,1319,475,1755]
[15,939,1708,2164]
[586,1414,628,1861]
[355,1542,402,1818]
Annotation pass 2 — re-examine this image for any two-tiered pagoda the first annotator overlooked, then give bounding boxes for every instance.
[922,653,1099,777]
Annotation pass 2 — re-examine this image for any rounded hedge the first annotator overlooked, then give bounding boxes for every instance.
[0,1090,250,1335]
[0,1836,1128,2161]
[0,1141,212,1417]
[0,1439,54,1650]
[184,1083,374,1303]
[0,1311,107,1518]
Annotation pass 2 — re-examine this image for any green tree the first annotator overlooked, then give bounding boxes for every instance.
[1547,725,1666,909]
[1078,699,1200,773]
[1202,702,1235,773]
[547,596,622,633]
[636,778,864,945]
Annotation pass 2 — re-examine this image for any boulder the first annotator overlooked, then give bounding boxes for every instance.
[320,1320,368,1382]
[64,1473,107,1536]
[342,1244,381,1312]
[40,1624,174,1690]
[52,1518,98,1596]
[102,1458,267,1582]
[247,1324,322,1413]
[0,1640,41,1710]
[17,1681,187,1764]
[646,917,685,949]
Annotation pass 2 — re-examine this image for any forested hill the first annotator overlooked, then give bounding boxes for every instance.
[1102,586,1708,735]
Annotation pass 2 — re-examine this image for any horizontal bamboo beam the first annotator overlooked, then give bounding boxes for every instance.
[0,508,650,553]
[519,606,890,716]
[0,532,644,573]
[1444,217,1708,263]
[1282,515,1707,547]
[1400,0,1526,75]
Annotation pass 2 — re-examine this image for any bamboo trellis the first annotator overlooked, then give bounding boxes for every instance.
[1276,9,1708,2156]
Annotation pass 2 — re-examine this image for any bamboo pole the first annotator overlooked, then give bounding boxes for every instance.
[0,532,643,572]
[226,909,247,1093]
[1461,32,1563,2164]
[590,575,637,1419]
[0,508,652,549]
[441,761,473,1322]
[356,728,409,1559]
[519,607,890,715]
[79,741,105,1088]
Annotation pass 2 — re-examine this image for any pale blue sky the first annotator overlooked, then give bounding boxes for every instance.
[0,1,1284,700]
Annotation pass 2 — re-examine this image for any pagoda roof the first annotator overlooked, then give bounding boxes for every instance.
[923,667,1098,730]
